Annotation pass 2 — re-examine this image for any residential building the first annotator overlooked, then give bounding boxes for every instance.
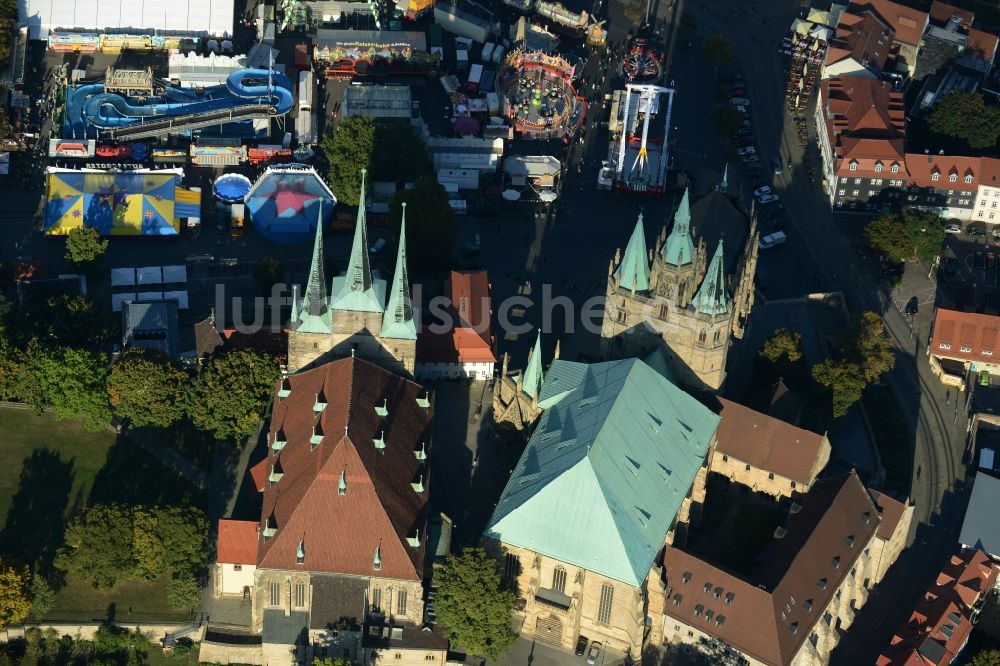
[850,0,928,75]
[816,77,907,210]
[416,270,496,381]
[928,308,1000,389]
[972,157,1000,224]
[959,472,1000,559]
[903,152,979,220]
[708,397,832,498]
[658,472,911,666]
[877,548,998,666]
[484,353,721,653]
[600,188,758,391]
[822,7,895,80]
[213,356,434,665]
[287,172,417,376]
[216,519,258,596]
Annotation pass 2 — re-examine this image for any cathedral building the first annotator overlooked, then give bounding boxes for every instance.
[600,187,758,391]
[288,170,417,375]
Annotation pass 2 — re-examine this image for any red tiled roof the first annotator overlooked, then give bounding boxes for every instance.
[853,0,928,45]
[904,154,980,190]
[250,458,269,492]
[930,308,1000,365]
[217,519,259,565]
[417,270,496,365]
[821,77,906,177]
[826,9,894,72]
[257,357,433,580]
[980,157,1000,187]
[869,489,908,541]
[928,1,973,29]
[967,28,1000,61]
[878,549,997,666]
[662,473,880,665]
[713,398,828,485]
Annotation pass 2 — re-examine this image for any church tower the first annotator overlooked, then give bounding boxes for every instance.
[287,170,417,375]
[600,185,758,391]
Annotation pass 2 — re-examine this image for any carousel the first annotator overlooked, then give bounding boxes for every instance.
[497,50,586,139]
[620,38,664,84]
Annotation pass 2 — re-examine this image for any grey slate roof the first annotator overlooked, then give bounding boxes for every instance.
[122,299,180,358]
[959,471,1000,555]
[309,574,368,629]
[262,609,310,645]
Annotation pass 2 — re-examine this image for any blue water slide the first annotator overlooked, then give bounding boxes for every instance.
[65,69,294,136]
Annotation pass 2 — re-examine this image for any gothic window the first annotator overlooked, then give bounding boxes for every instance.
[713,330,722,345]
[503,553,520,581]
[552,567,567,593]
[617,311,628,324]
[597,584,614,624]
[373,587,382,610]
[269,581,280,607]
[294,583,306,608]
[659,304,669,320]
[678,284,686,303]
[397,590,408,616]
[698,330,707,344]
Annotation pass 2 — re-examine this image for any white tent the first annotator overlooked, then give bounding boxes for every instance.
[162,265,188,284]
[24,0,234,38]
[111,293,136,312]
[163,290,189,309]
[111,267,136,287]
[137,266,163,285]
[138,291,164,301]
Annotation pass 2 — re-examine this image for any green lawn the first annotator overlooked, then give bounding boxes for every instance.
[862,386,912,496]
[45,573,191,623]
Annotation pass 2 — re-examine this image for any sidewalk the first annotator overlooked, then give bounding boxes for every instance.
[123,427,207,490]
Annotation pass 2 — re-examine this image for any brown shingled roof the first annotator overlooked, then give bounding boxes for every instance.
[662,472,880,665]
[713,397,827,485]
[930,308,1000,365]
[256,357,433,580]
[869,489,908,541]
[967,28,1000,62]
[928,0,973,29]
[852,0,928,45]
[904,154,980,191]
[821,77,906,178]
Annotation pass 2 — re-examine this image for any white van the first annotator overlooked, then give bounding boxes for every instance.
[759,231,787,249]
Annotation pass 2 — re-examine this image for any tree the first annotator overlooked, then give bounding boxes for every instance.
[313,659,353,666]
[864,214,912,264]
[23,294,118,348]
[711,106,742,138]
[131,508,165,583]
[56,504,137,589]
[848,311,896,383]
[812,360,867,418]
[64,226,108,267]
[28,573,55,620]
[21,342,111,431]
[0,558,31,628]
[254,256,284,295]
[321,115,376,206]
[680,10,697,32]
[903,209,946,265]
[702,33,734,73]
[760,328,802,363]
[107,349,189,428]
[187,349,281,442]
[389,176,456,274]
[372,119,427,182]
[970,649,1000,666]
[155,504,209,577]
[926,90,1000,150]
[434,548,517,660]
[165,574,200,610]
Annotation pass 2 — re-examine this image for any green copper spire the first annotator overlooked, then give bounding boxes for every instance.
[719,164,728,193]
[296,201,332,333]
[331,169,386,313]
[520,329,544,399]
[662,187,694,266]
[381,204,417,340]
[615,213,650,293]
[691,239,729,316]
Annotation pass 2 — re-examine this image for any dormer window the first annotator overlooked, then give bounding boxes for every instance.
[939,342,952,350]
[373,545,382,571]
[966,175,974,183]
[314,391,327,414]
[338,469,347,495]
[874,162,883,173]
[407,529,421,548]
[891,163,900,173]
[272,429,287,452]
[414,442,427,460]
[263,514,277,540]
[296,539,305,565]
[950,173,958,183]
[411,474,425,495]
[310,423,324,448]
[268,461,284,484]
[278,377,291,400]
[375,399,388,417]
[849,161,858,171]
[416,391,430,409]
[374,430,386,450]
[932,172,940,182]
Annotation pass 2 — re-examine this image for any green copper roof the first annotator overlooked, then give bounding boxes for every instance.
[691,239,729,316]
[381,208,417,340]
[296,202,332,334]
[615,213,650,293]
[661,187,694,266]
[518,330,544,399]
[719,163,728,193]
[486,357,719,586]
[332,170,386,313]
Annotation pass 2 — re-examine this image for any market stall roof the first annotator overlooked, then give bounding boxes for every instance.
[23,0,234,37]
[111,267,136,287]
[162,265,188,283]
[137,266,163,285]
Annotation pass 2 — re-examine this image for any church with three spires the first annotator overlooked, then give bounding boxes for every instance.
[287,169,418,375]
[601,183,759,391]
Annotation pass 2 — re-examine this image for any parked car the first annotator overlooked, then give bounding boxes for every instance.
[771,156,783,174]
[587,643,602,666]
[753,186,773,197]
[966,226,987,237]
[737,146,757,156]
[736,137,756,148]
[881,262,904,277]
[945,223,962,234]
[759,231,787,249]
[758,194,781,204]
[575,636,589,657]
[736,127,754,138]
[734,105,749,114]
[729,97,751,107]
